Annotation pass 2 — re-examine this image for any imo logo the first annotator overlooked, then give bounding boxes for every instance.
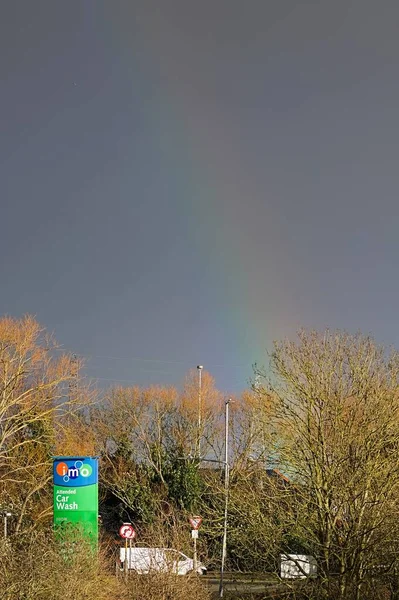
[56,460,93,483]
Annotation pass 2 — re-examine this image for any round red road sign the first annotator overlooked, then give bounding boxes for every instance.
[119,523,136,539]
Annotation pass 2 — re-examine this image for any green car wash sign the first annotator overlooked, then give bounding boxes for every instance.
[53,457,98,540]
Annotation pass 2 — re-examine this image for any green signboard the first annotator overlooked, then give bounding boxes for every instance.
[53,457,98,541]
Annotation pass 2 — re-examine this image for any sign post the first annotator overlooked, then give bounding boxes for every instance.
[119,522,136,578]
[124,538,128,579]
[53,456,99,546]
[189,516,202,572]
[129,537,133,574]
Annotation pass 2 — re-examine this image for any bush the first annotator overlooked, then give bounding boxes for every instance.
[122,571,210,600]
[0,531,118,600]
[0,530,210,600]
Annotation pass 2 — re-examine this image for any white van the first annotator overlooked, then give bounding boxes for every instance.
[280,554,317,579]
[120,547,207,575]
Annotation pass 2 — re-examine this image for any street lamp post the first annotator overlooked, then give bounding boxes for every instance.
[219,398,231,598]
[183,395,231,596]
[197,365,203,458]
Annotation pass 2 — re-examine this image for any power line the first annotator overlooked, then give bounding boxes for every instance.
[86,375,249,389]
[88,376,140,384]
[84,364,174,376]
[56,348,250,370]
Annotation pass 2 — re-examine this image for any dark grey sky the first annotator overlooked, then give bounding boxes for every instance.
[1,1,399,392]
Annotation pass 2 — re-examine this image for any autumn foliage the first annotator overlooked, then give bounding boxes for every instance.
[3,318,399,599]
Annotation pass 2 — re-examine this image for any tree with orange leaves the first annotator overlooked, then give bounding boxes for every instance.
[180,369,223,459]
[0,315,94,532]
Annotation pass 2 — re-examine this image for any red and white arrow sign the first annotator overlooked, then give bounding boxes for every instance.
[119,523,136,539]
[189,516,202,530]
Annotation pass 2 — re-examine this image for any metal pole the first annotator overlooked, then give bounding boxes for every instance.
[197,365,203,458]
[193,534,197,571]
[219,399,230,598]
[129,538,132,573]
[124,538,128,580]
[3,515,7,539]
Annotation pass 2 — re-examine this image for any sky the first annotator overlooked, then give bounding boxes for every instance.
[1,1,399,393]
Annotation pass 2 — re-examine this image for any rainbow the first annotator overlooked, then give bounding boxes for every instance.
[83,5,298,386]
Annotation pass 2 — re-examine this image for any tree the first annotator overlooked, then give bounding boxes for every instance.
[255,330,399,600]
[196,391,289,573]
[181,369,223,459]
[0,315,93,532]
